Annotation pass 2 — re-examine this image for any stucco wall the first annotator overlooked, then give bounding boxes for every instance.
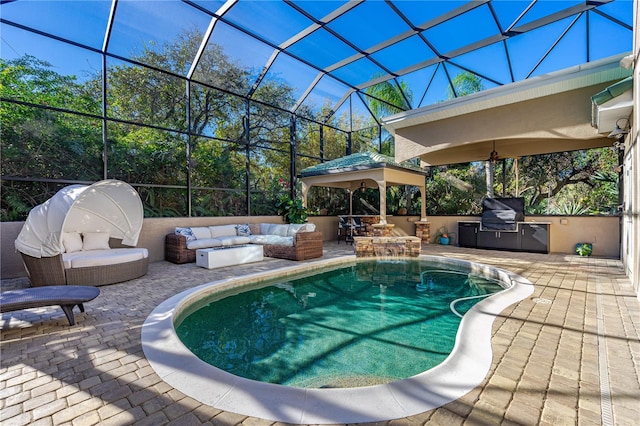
[1,215,620,280]
[387,215,619,257]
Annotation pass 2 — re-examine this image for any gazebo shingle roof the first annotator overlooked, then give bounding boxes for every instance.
[300,152,425,177]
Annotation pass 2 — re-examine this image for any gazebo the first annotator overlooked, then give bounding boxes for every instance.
[299,152,428,224]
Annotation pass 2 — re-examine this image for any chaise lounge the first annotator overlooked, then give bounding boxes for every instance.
[0,285,101,326]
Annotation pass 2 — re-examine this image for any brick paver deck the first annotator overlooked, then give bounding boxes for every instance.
[1,243,638,425]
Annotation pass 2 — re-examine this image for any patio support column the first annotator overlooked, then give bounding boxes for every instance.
[377,180,387,224]
[419,182,427,221]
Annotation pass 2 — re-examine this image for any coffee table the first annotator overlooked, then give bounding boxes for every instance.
[195,245,264,269]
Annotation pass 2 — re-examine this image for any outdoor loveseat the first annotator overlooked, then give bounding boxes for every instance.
[15,180,149,287]
[165,223,323,263]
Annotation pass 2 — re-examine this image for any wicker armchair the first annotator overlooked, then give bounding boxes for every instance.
[262,231,324,261]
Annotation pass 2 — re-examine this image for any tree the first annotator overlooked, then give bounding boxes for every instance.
[92,29,300,216]
[364,79,411,156]
[425,164,485,214]
[447,71,484,98]
[516,148,618,214]
[1,56,103,220]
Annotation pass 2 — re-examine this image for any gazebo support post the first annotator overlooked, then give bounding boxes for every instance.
[301,181,310,209]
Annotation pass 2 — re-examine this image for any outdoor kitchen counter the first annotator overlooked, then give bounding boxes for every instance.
[458,221,551,253]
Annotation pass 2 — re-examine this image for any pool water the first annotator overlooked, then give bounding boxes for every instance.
[176,259,504,388]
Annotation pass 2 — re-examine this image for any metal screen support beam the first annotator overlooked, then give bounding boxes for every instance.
[245,99,251,214]
[186,80,192,217]
[289,115,297,201]
[319,125,324,161]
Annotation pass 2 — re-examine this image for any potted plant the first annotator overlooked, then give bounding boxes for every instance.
[433,226,451,245]
[276,197,308,224]
[275,178,308,224]
[575,243,592,256]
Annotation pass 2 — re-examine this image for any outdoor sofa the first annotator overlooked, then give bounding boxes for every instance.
[165,223,323,264]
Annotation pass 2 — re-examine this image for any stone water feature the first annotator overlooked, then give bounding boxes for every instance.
[354,236,422,258]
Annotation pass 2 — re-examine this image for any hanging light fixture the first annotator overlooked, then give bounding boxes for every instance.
[360,181,366,191]
[488,141,499,163]
[608,118,630,139]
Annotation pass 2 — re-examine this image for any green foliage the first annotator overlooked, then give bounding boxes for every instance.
[549,201,589,215]
[424,164,484,214]
[512,148,618,214]
[274,179,308,224]
[1,190,32,221]
[364,79,411,118]
[447,72,484,99]
[1,56,104,183]
[276,197,308,224]
[0,36,623,222]
[575,243,592,256]
[364,78,412,154]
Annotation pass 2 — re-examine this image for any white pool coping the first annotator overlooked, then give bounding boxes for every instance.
[142,255,533,424]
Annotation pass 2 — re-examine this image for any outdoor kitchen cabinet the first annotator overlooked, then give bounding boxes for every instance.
[519,223,550,253]
[477,229,520,250]
[458,221,479,248]
[457,221,550,253]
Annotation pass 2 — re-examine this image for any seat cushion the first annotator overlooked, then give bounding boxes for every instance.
[249,235,294,246]
[209,225,238,238]
[216,236,251,246]
[190,227,212,240]
[260,224,289,237]
[286,223,316,236]
[62,248,148,269]
[186,238,224,250]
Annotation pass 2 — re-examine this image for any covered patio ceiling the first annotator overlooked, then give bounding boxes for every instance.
[382,53,633,166]
[299,152,428,223]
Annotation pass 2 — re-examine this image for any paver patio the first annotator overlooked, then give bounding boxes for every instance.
[1,242,638,425]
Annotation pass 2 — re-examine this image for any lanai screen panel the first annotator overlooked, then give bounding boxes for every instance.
[1,0,633,131]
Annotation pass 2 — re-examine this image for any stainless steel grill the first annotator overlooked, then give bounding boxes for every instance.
[480,198,525,232]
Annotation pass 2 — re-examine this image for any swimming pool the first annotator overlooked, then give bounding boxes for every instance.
[175,261,504,388]
[142,256,533,424]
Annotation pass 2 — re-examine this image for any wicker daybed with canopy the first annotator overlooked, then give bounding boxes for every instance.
[15,180,148,287]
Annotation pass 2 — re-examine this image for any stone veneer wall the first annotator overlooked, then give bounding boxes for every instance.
[354,236,421,258]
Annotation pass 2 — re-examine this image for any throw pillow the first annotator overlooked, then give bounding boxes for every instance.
[62,232,83,253]
[175,227,196,242]
[190,226,211,240]
[236,223,252,237]
[82,232,110,251]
